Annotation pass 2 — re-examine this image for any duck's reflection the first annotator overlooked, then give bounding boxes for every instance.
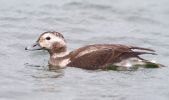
[24,63,64,78]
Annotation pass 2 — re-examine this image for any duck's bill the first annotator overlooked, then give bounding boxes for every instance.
[25,42,43,51]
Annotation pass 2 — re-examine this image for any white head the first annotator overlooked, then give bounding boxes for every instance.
[26,32,67,54]
[38,32,66,50]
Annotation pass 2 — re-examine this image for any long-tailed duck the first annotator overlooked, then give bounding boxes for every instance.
[25,31,163,70]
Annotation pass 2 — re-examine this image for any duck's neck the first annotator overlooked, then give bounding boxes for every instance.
[48,47,70,68]
[48,46,67,56]
[51,50,70,59]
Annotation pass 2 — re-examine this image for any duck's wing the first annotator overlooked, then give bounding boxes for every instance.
[68,44,155,60]
[67,48,156,70]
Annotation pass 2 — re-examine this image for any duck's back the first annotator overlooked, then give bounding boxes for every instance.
[67,44,156,70]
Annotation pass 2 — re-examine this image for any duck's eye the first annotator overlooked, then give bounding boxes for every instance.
[46,37,51,40]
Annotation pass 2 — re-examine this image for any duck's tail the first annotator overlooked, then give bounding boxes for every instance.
[129,46,155,52]
[131,51,165,67]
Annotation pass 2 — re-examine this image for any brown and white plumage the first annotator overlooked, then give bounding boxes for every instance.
[25,32,163,70]
[67,44,157,69]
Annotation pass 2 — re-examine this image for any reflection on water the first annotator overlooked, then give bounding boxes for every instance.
[24,63,64,78]
[0,0,169,100]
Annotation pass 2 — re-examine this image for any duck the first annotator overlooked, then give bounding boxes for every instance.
[25,31,163,70]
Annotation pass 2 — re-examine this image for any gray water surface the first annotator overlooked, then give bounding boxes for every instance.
[0,0,169,100]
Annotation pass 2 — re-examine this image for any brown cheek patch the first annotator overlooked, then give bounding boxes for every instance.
[51,42,66,53]
[52,43,61,51]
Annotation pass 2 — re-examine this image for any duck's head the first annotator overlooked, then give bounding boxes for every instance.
[25,32,67,54]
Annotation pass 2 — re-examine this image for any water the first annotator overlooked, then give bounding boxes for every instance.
[0,0,169,100]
